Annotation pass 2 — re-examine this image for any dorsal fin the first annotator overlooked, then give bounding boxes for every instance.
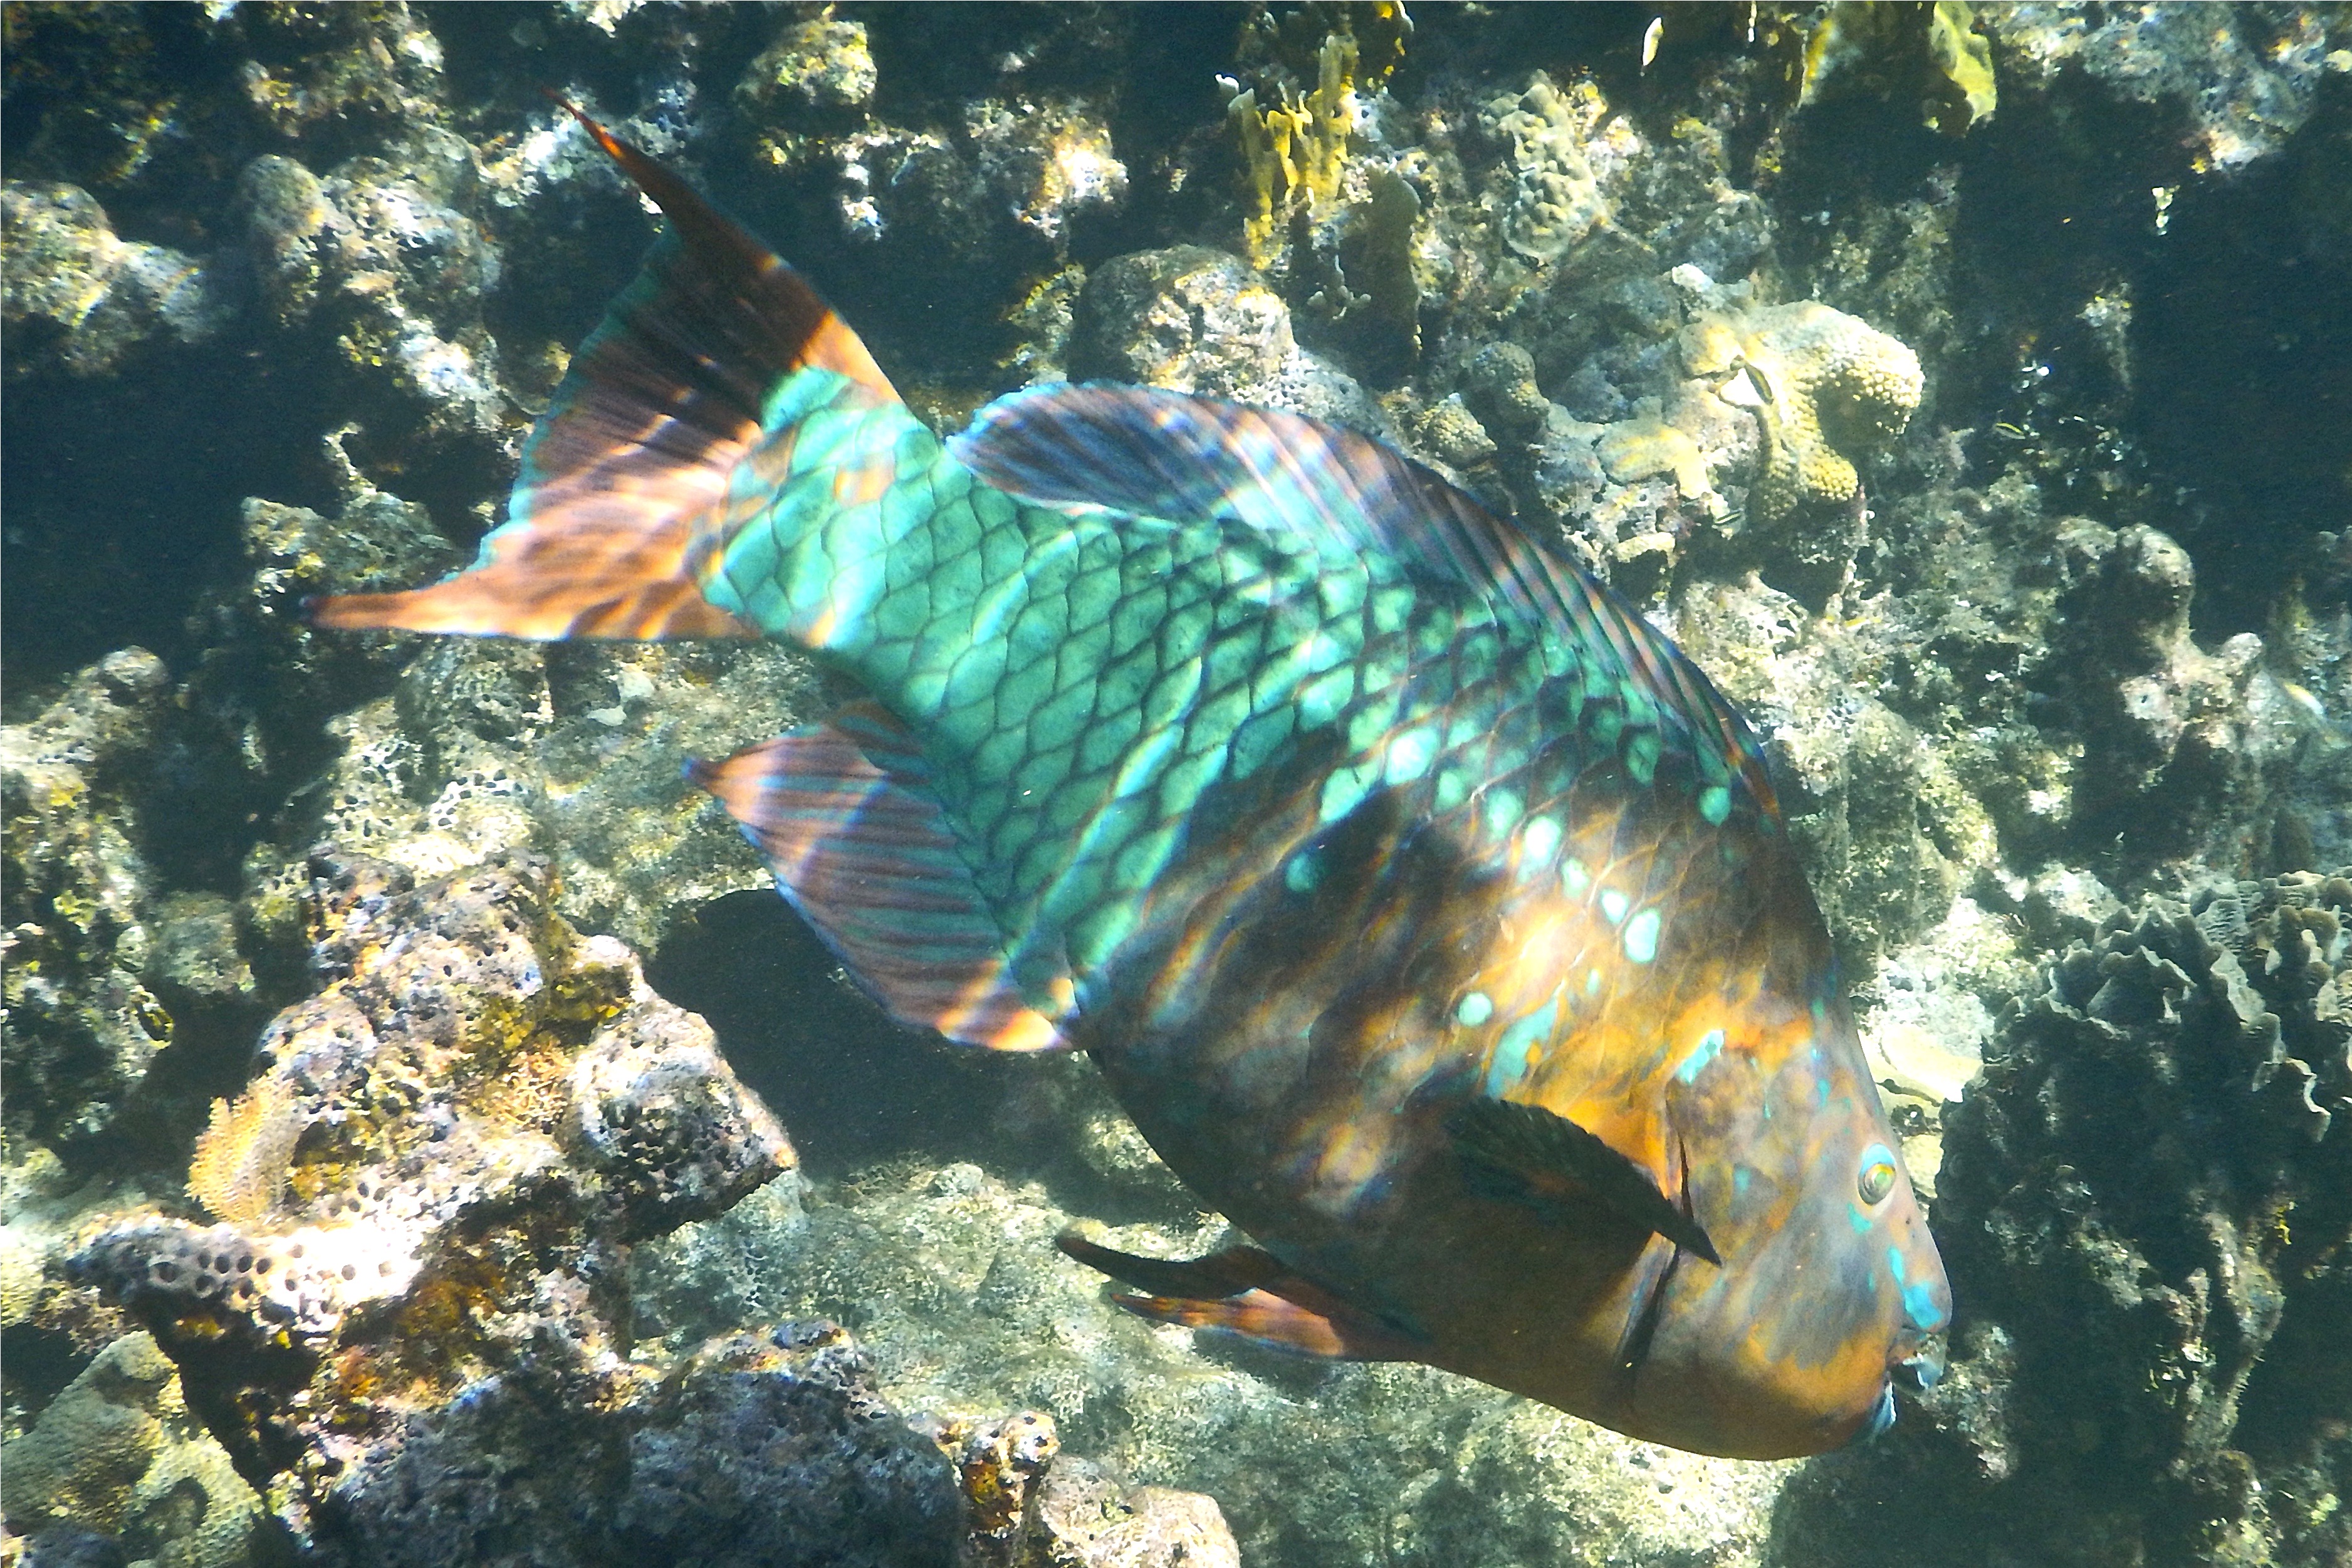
[313,105,898,640]
[687,703,1068,1052]
[951,384,1774,815]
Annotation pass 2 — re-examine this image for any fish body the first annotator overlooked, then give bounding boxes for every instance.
[318,113,1948,1459]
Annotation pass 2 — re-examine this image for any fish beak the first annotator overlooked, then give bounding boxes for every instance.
[1855,1382,1898,1443]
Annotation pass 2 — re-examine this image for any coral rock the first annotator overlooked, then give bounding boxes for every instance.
[67,849,795,1531]
[1681,300,1923,524]
[1,181,224,377]
[308,1322,960,1568]
[1026,1455,1241,1568]
[2,651,172,1151]
[1072,247,1296,404]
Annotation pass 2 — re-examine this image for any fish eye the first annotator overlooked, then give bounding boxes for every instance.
[1858,1143,1898,1206]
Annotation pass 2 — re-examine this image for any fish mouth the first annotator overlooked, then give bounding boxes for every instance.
[1891,1330,1946,1394]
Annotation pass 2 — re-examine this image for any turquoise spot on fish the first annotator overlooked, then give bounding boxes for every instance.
[1585,968,1604,996]
[1319,761,1377,823]
[1456,991,1495,1028]
[1675,1027,1725,1085]
[1433,766,1470,813]
[1626,729,1661,786]
[1285,851,1321,894]
[1484,996,1559,1096]
[1700,783,1733,825]
[1562,859,1591,896]
[1889,1247,1946,1328]
[1385,725,1436,786]
[1599,888,1630,926]
[1482,787,1522,842]
[1733,1165,1754,1196]
[1849,1203,1873,1235]
[1622,908,1662,964]
[1517,815,1561,881]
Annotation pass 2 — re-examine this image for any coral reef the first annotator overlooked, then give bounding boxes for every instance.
[8,7,2352,1565]
[0,1330,258,1568]
[3,651,173,1152]
[1777,872,2352,1568]
[65,849,794,1545]
[1,181,226,377]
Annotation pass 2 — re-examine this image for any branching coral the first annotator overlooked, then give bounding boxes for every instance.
[1800,1,1997,137]
[1229,31,1361,269]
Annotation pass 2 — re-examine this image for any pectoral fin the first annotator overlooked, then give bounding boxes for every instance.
[1054,1233,1423,1361]
[1448,1099,1720,1265]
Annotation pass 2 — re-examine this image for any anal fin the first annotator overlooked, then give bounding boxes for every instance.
[1055,1233,1422,1361]
[689,703,1067,1051]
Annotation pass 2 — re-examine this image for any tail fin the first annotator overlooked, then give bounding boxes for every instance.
[313,105,902,640]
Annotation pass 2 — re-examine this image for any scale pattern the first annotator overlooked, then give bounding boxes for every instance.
[688,371,1752,1033]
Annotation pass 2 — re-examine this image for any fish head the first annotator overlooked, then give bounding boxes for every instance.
[1626,988,1949,1458]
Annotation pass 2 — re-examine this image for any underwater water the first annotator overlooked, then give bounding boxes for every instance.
[3,4,2349,1565]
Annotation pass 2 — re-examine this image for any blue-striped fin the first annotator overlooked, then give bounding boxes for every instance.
[687,702,1068,1052]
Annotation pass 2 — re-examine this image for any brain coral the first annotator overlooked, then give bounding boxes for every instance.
[1492,72,1607,263]
[1681,301,1923,522]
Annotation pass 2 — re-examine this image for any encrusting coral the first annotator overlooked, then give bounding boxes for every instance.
[1680,300,1923,524]
[1492,71,1609,264]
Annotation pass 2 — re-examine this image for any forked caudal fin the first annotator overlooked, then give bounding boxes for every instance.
[311,102,901,640]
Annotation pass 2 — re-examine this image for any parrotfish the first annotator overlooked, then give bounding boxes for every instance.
[316,111,1948,1460]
